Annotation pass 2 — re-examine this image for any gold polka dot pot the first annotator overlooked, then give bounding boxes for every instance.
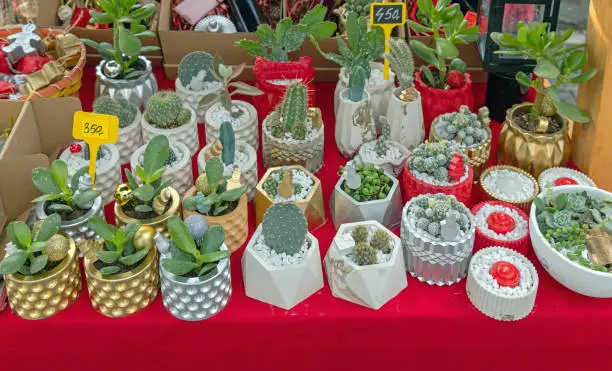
[114,187,181,236]
[4,237,81,320]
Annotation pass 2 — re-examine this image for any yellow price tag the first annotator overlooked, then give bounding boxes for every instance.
[370,2,407,80]
[72,111,119,186]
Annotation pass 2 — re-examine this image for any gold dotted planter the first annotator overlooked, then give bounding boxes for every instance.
[5,238,81,320]
[84,248,159,318]
[479,165,540,213]
[114,187,181,236]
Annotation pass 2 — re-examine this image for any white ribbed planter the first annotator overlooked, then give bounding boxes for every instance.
[175,78,222,123]
[335,90,376,158]
[197,140,258,201]
[115,109,143,165]
[205,101,259,151]
[355,140,410,177]
[385,89,425,150]
[537,167,596,189]
[141,106,199,156]
[131,141,193,196]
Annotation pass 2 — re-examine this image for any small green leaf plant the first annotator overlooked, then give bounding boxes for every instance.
[236,5,337,62]
[93,96,138,129]
[350,225,392,266]
[31,160,101,219]
[145,91,192,129]
[408,0,479,89]
[491,22,596,126]
[81,0,160,79]
[183,157,247,217]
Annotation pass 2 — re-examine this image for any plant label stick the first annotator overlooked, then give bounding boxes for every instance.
[370,1,406,80]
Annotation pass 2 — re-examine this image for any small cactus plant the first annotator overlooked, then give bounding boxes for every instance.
[348,65,367,102]
[267,83,310,140]
[354,241,377,265]
[349,224,393,266]
[374,117,391,157]
[434,106,488,148]
[219,122,235,166]
[145,91,192,129]
[345,0,376,18]
[177,51,218,91]
[262,202,308,255]
[370,230,391,253]
[387,38,415,90]
[93,96,138,128]
[351,225,368,243]
[408,194,471,240]
[407,141,467,183]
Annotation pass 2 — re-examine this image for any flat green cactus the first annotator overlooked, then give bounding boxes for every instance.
[262,202,308,255]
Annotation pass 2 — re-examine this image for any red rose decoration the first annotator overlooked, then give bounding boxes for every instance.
[447,70,466,89]
[487,212,516,234]
[554,177,578,186]
[489,261,521,288]
[448,153,465,182]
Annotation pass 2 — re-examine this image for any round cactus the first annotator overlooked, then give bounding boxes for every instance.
[262,202,308,255]
[407,194,472,240]
[178,51,217,90]
[434,106,488,148]
[145,91,191,128]
[407,141,464,183]
[370,229,391,253]
[93,96,137,128]
[351,225,369,244]
[354,241,377,266]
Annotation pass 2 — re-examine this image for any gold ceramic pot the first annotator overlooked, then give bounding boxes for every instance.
[497,103,571,178]
[4,237,81,320]
[480,165,540,213]
[114,187,181,235]
[84,248,159,318]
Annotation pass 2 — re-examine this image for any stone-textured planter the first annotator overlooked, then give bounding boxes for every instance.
[242,225,323,309]
[130,142,193,196]
[114,187,181,236]
[205,100,259,151]
[35,196,104,242]
[115,109,143,165]
[141,106,199,156]
[84,248,159,318]
[95,57,158,110]
[385,89,425,150]
[4,237,81,320]
[160,245,232,321]
[537,167,596,190]
[324,221,407,310]
[480,165,539,214]
[335,90,376,158]
[175,77,222,122]
[355,140,410,177]
[401,159,474,205]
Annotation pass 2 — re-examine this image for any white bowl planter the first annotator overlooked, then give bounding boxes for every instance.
[530,185,612,298]
[205,101,259,151]
[324,221,407,309]
[197,140,258,201]
[131,141,193,196]
[537,167,596,189]
[242,225,323,310]
[141,106,199,156]
[385,88,425,150]
[115,109,143,165]
[335,90,376,158]
[175,77,222,122]
[355,140,410,177]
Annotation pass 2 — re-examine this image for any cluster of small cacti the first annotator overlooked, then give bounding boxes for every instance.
[408,194,471,239]
[374,117,391,157]
[145,91,192,128]
[262,202,308,256]
[267,83,311,140]
[407,141,464,182]
[341,164,393,202]
[93,96,138,128]
[177,51,218,91]
[435,106,488,147]
[345,0,376,18]
[351,225,392,266]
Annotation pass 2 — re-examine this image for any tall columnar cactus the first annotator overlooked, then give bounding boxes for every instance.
[219,121,235,166]
[387,38,415,90]
[262,202,308,255]
[345,0,376,18]
[348,65,367,102]
[375,117,391,157]
[145,91,192,128]
[268,83,310,140]
[177,51,217,91]
[93,96,138,128]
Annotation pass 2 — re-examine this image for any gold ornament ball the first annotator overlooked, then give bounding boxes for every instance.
[114,183,134,206]
[133,226,156,250]
[44,234,70,262]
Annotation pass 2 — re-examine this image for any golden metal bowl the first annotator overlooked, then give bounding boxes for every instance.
[480,165,540,213]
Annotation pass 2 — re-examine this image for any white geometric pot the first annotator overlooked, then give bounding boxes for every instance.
[131,141,193,196]
[335,90,376,158]
[141,106,199,156]
[385,89,425,150]
[175,77,222,123]
[242,225,323,310]
[205,100,259,151]
[115,110,143,165]
[324,221,407,310]
[95,57,158,110]
[355,140,410,177]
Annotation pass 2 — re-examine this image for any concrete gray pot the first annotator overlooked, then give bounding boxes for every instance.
[35,196,104,243]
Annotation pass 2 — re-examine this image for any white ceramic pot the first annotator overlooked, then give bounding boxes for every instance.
[242,225,323,310]
[537,167,596,190]
[530,185,612,298]
[355,140,410,177]
[175,78,222,123]
[205,100,259,151]
[385,89,425,150]
[115,109,143,165]
[141,106,199,156]
[335,89,376,158]
[197,140,258,201]
[131,141,193,196]
[324,221,407,309]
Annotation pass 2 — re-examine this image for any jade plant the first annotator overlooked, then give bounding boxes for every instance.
[177,51,219,91]
[345,0,376,18]
[93,96,138,128]
[267,83,321,140]
[82,0,159,79]
[434,105,488,147]
[145,91,192,129]
[340,163,393,202]
[408,194,471,240]
[0,214,68,276]
[491,22,596,127]
[407,141,467,183]
[236,5,337,62]
[408,0,479,89]
[350,225,392,266]
[262,202,308,255]
[387,37,417,99]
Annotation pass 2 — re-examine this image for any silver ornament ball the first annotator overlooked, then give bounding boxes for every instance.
[184,215,209,241]
[103,60,123,79]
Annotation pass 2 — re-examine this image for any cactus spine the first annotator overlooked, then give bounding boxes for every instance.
[145,91,191,128]
[348,65,367,102]
[93,96,138,128]
[262,202,308,255]
[219,121,235,166]
[352,225,369,244]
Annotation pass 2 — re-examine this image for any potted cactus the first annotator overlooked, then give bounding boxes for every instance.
[324,221,407,310]
[356,117,410,176]
[334,0,377,33]
[0,214,81,320]
[93,96,142,165]
[182,157,248,252]
[117,136,182,235]
[175,51,223,122]
[81,217,158,318]
[401,193,476,286]
[262,83,325,173]
[156,215,232,321]
[242,202,323,310]
[32,160,103,242]
[330,162,403,230]
[141,91,198,156]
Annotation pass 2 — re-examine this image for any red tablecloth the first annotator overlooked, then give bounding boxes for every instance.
[2,68,612,371]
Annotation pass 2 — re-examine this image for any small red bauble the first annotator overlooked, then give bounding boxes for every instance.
[447,70,466,89]
[554,177,578,186]
[487,212,516,234]
[448,153,465,182]
[489,261,521,288]
[69,143,82,154]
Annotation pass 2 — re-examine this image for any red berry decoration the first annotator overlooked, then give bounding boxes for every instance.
[489,261,521,288]
[69,143,82,154]
[447,70,466,89]
[487,212,516,234]
[554,177,578,186]
[448,153,465,182]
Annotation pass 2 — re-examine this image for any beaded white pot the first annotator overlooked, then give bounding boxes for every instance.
[537,167,596,189]
[355,139,410,177]
[175,78,222,123]
[385,89,425,150]
[205,100,259,151]
[242,225,323,310]
[141,106,199,156]
[131,141,193,196]
[335,90,376,158]
[115,109,143,165]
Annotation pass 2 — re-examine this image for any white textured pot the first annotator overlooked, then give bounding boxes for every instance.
[335,90,376,158]
[355,140,410,177]
[115,109,143,165]
[131,141,193,196]
[175,78,222,123]
[242,225,323,310]
[324,221,407,310]
[197,140,258,201]
[95,57,158,110]
[205,100,259,151]
[385,89,425,150]
[530,185,612,298]
[141,106,199,156]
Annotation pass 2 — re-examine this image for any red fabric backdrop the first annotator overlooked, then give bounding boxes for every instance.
[2,68,612,371]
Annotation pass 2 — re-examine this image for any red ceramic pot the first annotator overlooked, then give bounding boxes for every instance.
[471,201,530,255]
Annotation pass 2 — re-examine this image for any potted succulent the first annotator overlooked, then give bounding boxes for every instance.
[262,83,324,173]
[141,90,198,156]
[255,166,325,230]
[401,193,476,286]
[408,0,479,134]
[242,202,323,310]
[401,141,473,204]
[471,201,530,255]
[81,217,158,318]
[330,162,402,230]
[197,122,258,201]
[155,215,232,321]
[116,135,181,234]
[93,96,142,165]
[32,160,103,242]
[0,214,81,320]
[480,165,539,213]
[182,157,248,252]
[530,186,612,297]
[538,167,596,190]
[492,22,596,177]
[356,117,410,176]
[324,221,407,310]
[175,51,222,122]
[82,0,159,108]
[334,0,376,33]
[385,37,424,150]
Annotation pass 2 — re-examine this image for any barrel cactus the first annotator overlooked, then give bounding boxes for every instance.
[262,202,308,255]
[268,83,309,140]
[435,106,488,147]
[145,91,192,128]
[354,241,377,266]
[177,51,218,91]
[93,96,138,128]
[370,229,391,253]
[219,121,235,166]
[351,225,368,244]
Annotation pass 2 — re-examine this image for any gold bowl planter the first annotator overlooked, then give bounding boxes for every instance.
[480,165,540,213]
[84,248,159,318]
[114,187,181,235]
[497,103,571,178]
[5,238,81,320]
